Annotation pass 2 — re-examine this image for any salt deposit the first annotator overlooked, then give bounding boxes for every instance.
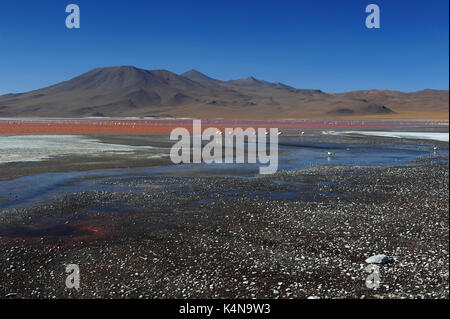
[0,135,155,163]
[324,131,449,142]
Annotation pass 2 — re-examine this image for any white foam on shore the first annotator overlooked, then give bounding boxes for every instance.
[324,131,449,142]
[0,135,156,163]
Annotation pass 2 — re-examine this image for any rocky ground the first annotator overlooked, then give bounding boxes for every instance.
[0,153,448,299]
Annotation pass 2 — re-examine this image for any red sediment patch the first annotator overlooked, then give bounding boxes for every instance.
[0,217,117,247]
[0,119,447,135]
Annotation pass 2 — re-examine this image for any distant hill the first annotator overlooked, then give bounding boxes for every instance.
[181,69,224,87]
[334,89,449,118]
[0,66,447,119]
[227,77,295,90]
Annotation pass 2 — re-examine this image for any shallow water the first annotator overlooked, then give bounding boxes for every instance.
[0,137,447,209]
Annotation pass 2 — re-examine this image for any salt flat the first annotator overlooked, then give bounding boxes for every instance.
[0,135,156,163]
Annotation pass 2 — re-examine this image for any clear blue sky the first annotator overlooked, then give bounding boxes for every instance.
[0,0,448,94]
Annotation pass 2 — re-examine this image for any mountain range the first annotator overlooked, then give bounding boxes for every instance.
[0,66,448,119]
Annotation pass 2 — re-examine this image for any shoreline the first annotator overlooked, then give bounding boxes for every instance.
[0,118,448,135]
[0,130,448,181]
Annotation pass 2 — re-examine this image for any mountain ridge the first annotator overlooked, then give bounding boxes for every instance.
[0,66,447,119]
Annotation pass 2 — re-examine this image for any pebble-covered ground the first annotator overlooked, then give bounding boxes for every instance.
[0,156,448,299]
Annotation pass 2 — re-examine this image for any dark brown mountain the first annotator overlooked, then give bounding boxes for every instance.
[0,66,447,119]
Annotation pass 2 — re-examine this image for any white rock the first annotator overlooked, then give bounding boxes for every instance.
[307,296,320,299]
[365,254,390,264]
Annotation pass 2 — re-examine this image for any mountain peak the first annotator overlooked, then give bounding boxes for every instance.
[228,76,294,90]
[43,66,202,94]
[181,69,222,86]
[0,65,447,119]
[183,69,203,75]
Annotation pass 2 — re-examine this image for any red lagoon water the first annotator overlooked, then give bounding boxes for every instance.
[0,119,447,135]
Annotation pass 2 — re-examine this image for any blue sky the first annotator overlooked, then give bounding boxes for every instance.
[0,0,448,94]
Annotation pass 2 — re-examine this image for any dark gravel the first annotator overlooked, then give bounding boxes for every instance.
[0,157,448,299]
